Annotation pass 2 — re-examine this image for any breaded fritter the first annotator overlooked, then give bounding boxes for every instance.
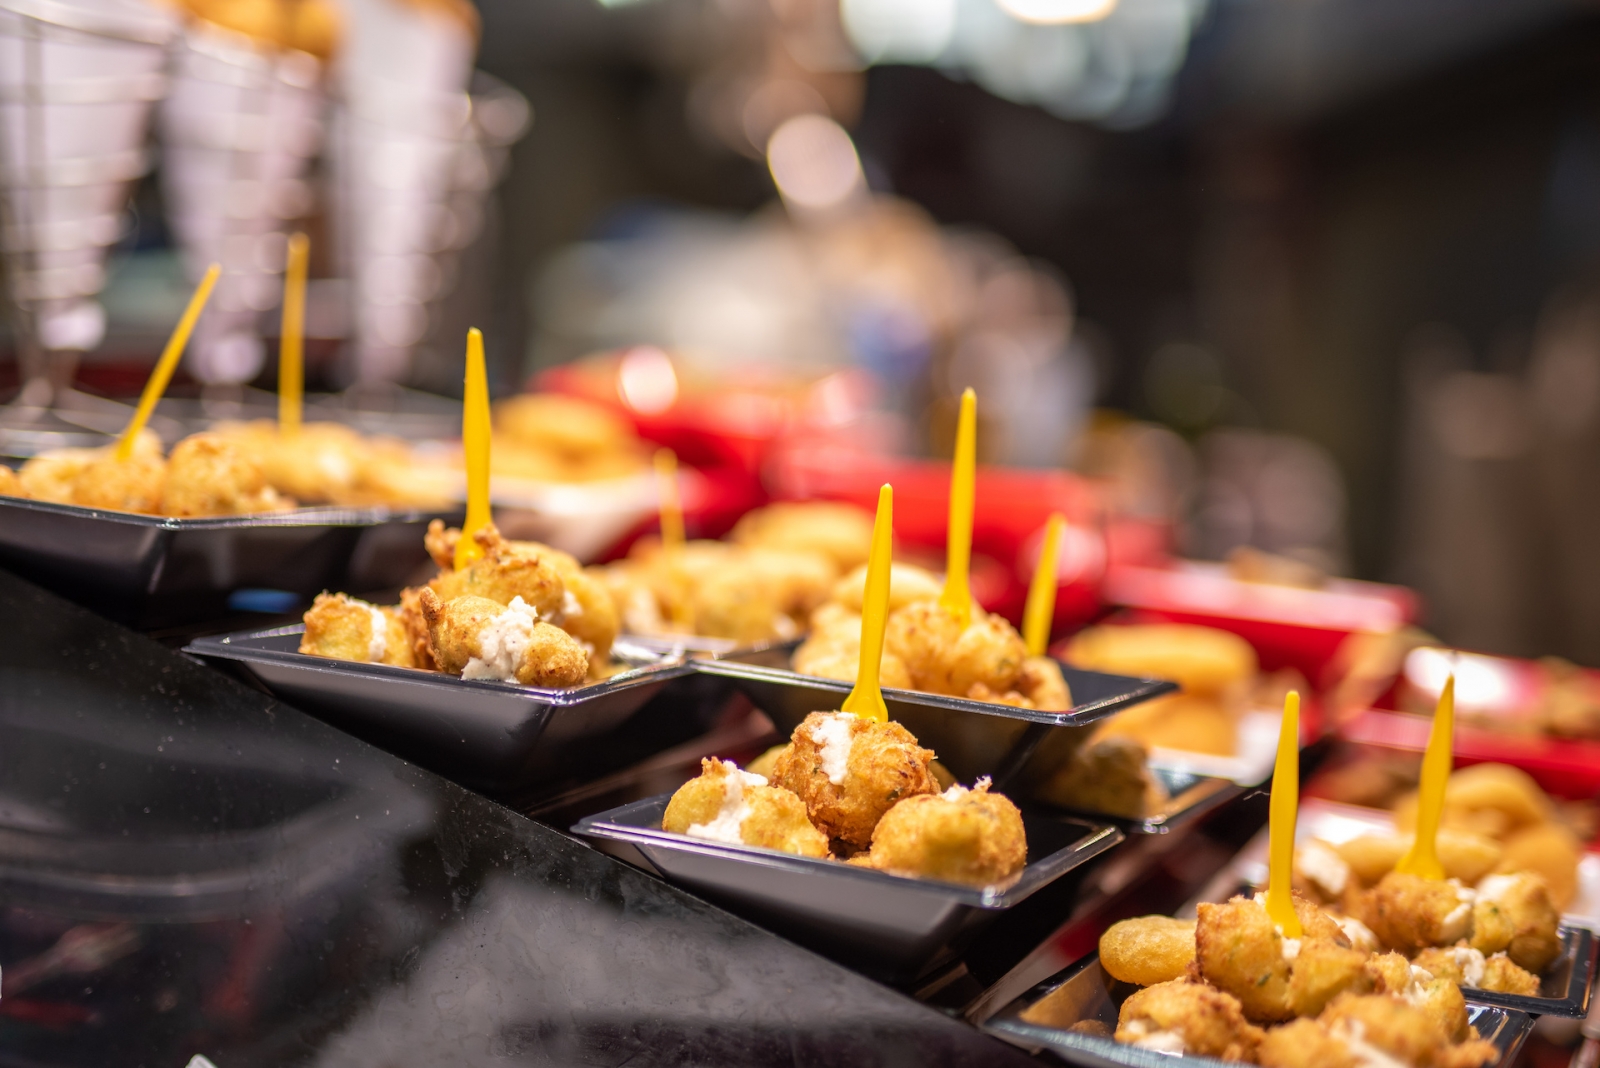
[730,500,874,572]
[886,600,1028,698]
[1471,872,1561,973]
[1099,916,1196,986]
[827,561,944,613]
[791,623,915,690]
[1195,892,1367,1022]
[663,758,828,858]
[769,711,938,848]
[1112,979,1265,1061]
[1064,623,1257,699]
[1030,733,1166,819]
[418,589,589,687]
[1497,821,1581,910]
[160,433,287,516]
[300,592,415,668]
[1259,993,1496,1068]
[70,450,166,513]
[0,464,23,497]
[1357,872,1475,954]
[428,526,567,619]
[1412,946,1540,996]
[1336,830,1503,889]
[859,778,1026,886]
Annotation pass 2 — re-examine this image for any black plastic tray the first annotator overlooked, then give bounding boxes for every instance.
[185,626,700,797]
[982,952,1535,1067]
[696,650,1177,787]
[0,495,446,627]
[573,794,1123,983]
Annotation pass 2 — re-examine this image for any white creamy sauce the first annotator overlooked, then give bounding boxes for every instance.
[941,775,991,802]
[1334,1021,1412,1068]
[1298,839,1351,898]
[1454,947,1487,987]
[686,763,768,844]
[1280,937,1302,961]
[1337,916,1380,953]
[1121,1019,1186,1055]
[348,598,388,662]
[561,590,582,620]
[462,596,541,681]
[1477,874,1520,903]
[1440,881,1476,942]
[1401,964,1436,1006]
[813,713,857,785]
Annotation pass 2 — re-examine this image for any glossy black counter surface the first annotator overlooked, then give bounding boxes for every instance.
[0,569,1035,1068]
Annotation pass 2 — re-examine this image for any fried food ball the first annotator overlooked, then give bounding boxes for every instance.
[1412,946,1541,996]
[1257,1017,1361,1068]
[159,433,288,517]
[1099,915,1196,986]
[396,584,439,671]
[214,419,369,504]
[1394,762,1553,842]
[828,561,944,613]
[493,393,636,460]
[299,592,415,668]
[886,600,1028,697]
[1111,979,1266,1061]
[1261,993,1496,1068]
[857,778,1026,886]
[1064,623,1258,699]
[662,758,828,858]
[1336,830,1503,888]
[691,563,804,644]
[0,464,23,497]
[1195,892,1367,1022]
[1497,821,1580,910]
[738,546,839,619]
[730,501,875,573]
[1357,872,1476,954]
[70,449,166,513]
[428,525,567,620]
[1471,872,1562,973]
[1093,692,1238,756]
[791,625,915,690]
[18,449,93,503]
[1030,733,1166,819]
[768,711,938,848]
[1017,655,1072,711]
[1293,839,1355,906]
[417,589,589,687]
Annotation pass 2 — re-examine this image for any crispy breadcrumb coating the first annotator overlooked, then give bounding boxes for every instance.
[858,778,1026,886]
[1112,979,1265,1061]
[418,588,589,687]
[769,711,938,848]
[663,758,828,858]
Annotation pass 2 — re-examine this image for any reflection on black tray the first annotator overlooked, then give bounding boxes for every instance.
[573,795,1123,984]
[981,954,1535,1068]
[0,494,449,627]
[186,626,706,798]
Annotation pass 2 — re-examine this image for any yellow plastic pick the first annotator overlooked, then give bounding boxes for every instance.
[1023,513,1065,657]
[939,388,977,628]
[842,483,893,723]
[453,328,491,571]
[1265,689,1303,937]
[1396,674,1455,880]
[653,448,685,554]
[115,262,220,461]
[278,233,309,436]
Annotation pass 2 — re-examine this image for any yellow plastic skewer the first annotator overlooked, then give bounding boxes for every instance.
[1023,513,1065,657]
[939,388,977,628]
[1396,675,1455,880]
[278,233,309,436]
[115,263,220,461]
[841,483,893,723]
[1265,689,1303,937]
[453,328,491,571]
[653,448,685,553]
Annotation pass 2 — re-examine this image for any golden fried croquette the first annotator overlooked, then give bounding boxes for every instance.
[424,518,458,569]
[0,464,23,497]
[299,592,415,667]
[769,711,939,848]
[1336,830,1503,889]
[1195,893,1367,1022]
[1357,872,1476,954]
[428,525,568,620]
[1030,733,1167,819]
[18,449,92,503]
[858,778,1026,887]
[418,589,589,687]
[1412,946,1541,996]
[791,625,915,689]
[662,758,828,858]
[1497,821,1581,910]
[690,563,805,644]
[1261,993,1496,1068]
[827,561,944,613]
[1099,916,1196,986]
[1064,623,1258,699]
[159,433,288,517]
[1394,762,1553,842]
[493,392,636,459]
[213,420,367,504]
[1471,872,1562,973]
[1110,979,1265,1061]
[730,501,875,572]
[70,450,166,513]
[1093,692,1238,756]
[1257,1017,1361,1068]
[886,601,1029,698]
[397,585,440,671]
[1294,839,1354,905]
[738,547,839,619]
[1017,655,1072,711]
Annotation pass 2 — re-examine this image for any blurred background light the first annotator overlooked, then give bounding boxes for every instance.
[617,345,679,414]
[994,0,1118,26]
[840,0,957,63]
[766,114,867,213]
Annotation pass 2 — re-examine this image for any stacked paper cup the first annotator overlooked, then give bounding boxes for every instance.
[328,0,480,384]
[158,15,328,386]
[0,0,176,400]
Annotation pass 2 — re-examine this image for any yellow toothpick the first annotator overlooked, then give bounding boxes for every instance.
[1024,513,1065,657]
[454,328,491,570]
[279,233,309,436]
[653,448,685,553]
[116,263,220,461]
[1265,689,1303,937]
[939,388,977,628]
[1396,675,1455,880]
[841,483,894,723]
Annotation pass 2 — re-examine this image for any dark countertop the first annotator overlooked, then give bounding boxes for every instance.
[0,569,1037,1068]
